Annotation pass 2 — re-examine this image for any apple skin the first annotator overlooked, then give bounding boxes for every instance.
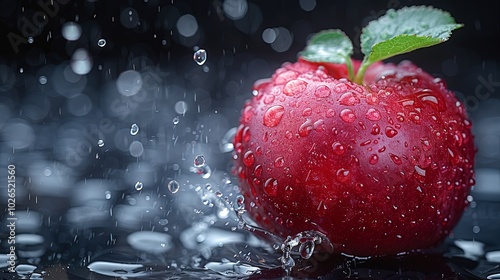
[233,58,475,256]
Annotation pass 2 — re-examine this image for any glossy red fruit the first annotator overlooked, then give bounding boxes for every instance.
[233,59,475,256]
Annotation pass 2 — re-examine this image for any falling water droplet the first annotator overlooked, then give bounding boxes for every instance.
[97,38,107,47]
[168,180,180,193]
[173,116,180,124]
[130,123,139,135]
[39,76,47,84]
[193,49,207,65]
[134,181,143,190]
[105,191,111,199]
[193,155,206,167]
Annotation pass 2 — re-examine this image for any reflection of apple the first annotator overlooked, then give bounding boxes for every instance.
[233,6,475,256]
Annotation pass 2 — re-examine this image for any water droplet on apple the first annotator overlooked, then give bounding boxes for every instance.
[365,108,381,121]
[302,107,312,116]
[314,85,331,98]
[414,165,426,177]
[420,137,431,151]
[416,90,446,112]
[326,109,335,118]
[255,146,262,156]
[263,105,285,127]
[274,156,285,167]
[283,80,308,96]
[243,105,253,122]
[274,70,299,85]
[253,164,263,177]
[409,111,422,124]
[390,153,402,165]
[243,151,255,167]
[454,131,463,146]
[371,123,381,135]
[385,126,398,138]
[360,139,371,146]
[332,142,346,155]
[339,92,360,106]
[369,154,379,165]
[264,178,278,196]
[298,119,313,137]
[335,168,350,183]
[263,94,275,104]
[242,126,251,142]
[340,109,356,123]
[365,93,379,104]
[396,112,405,122]
[333,83,347,93]
[313,119,325,132]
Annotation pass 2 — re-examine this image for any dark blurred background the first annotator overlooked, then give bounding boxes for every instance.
[0,0,499,279]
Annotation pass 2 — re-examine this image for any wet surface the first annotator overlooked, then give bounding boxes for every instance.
[1,0,500,279]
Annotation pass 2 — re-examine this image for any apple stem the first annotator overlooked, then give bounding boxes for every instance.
[354,58,371,84]
[346,58,355,82]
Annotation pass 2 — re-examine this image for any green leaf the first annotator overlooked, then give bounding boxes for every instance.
[300,29,353,64]
[300,29,354,80]
[354,6,462,83]
[360,6,463,64]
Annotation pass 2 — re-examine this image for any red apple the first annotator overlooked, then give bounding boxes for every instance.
[233,6,475,256]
